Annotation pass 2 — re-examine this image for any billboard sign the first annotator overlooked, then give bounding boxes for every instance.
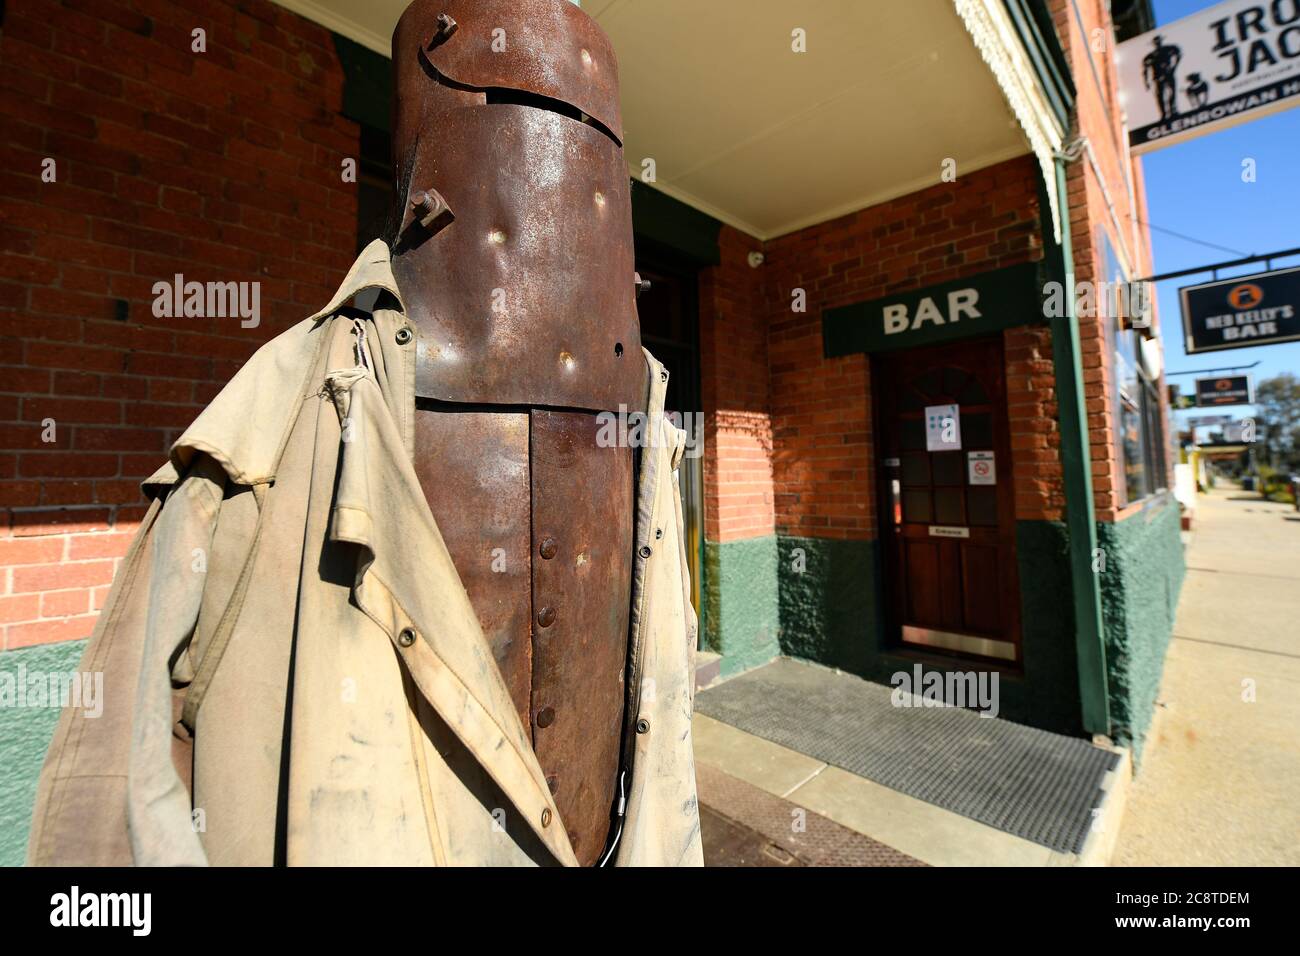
[1117,0,1300,153]
[1179,265,1300,353]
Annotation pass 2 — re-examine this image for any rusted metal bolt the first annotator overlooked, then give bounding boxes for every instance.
[409,188,454,234]
[536,706,555,728]
[432,13,458,43]
[539,537,557,560]
[398,627,416,647]
[537,606,557,628]
[634,272,652,297]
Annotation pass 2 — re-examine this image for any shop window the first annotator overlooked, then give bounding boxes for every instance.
[1104,239,1167,505]
[356,123,395,251]
[1107,303,1170,504]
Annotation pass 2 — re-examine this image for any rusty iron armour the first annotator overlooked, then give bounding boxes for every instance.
[389,0,648,865]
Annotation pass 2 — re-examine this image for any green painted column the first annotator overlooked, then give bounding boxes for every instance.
[1049,155,1110,736]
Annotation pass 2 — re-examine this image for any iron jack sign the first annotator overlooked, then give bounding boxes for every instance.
[1117,0,1300,153]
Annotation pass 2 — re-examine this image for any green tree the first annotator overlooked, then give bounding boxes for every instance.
[1254,372,1300,472]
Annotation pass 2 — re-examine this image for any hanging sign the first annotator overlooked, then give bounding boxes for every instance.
[925,404,961,451]
[1179,266,1300,353]
[967,451,996,485]
[1194,374,1254,407]
[1116,0,1300,154]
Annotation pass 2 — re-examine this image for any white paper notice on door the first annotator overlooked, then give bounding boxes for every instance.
[968,450,996,485]
[924,403,961,451]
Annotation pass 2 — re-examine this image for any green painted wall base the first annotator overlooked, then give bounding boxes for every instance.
[767,505,1183,751]
[775,529,1083,734]
[0,639,87,867]
[703,536,781,677]
[1098,493,1186,760]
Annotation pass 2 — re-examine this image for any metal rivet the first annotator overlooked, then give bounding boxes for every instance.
[395,327,413,345]
[536,706,555,728]
[539,537,557,560]
[639,545,652,559]
[397,627,416,647]
[537,606,556,628]
[636,717,650,734]
[541,807,552,827]
[594,190,605,206]
[488,228,506,244]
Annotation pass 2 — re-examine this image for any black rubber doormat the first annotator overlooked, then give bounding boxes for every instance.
[694,659,1120,855]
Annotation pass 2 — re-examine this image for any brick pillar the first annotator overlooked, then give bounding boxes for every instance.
[697,227,780,675]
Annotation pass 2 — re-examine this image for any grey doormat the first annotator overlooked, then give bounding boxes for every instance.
[694,659,1119,854]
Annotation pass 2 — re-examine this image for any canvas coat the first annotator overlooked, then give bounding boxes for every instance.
[26,240,703,867]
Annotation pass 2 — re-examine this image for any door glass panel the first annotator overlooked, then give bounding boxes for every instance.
[932,451,963,485]
[900,418,925,450]
[958,376,989,404]
[967,486,998,526]
[943,367,968,398]
[914,368,943,400]
[934,487,965,524]
[900,454,930,486]
[902,490,932,523]
[962,412,993,448]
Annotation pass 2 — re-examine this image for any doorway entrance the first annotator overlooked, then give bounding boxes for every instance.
[872,336,1021,663]
[634,250,704,625]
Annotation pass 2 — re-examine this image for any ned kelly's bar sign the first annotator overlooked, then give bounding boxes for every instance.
[1179,265,1300,353]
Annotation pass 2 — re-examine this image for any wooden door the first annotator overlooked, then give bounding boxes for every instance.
[873,336,1021,663]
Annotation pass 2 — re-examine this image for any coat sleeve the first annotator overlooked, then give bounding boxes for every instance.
[126,454,227,866]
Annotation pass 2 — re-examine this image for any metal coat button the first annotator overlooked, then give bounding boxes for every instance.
[395,327,413,345]
[639,545,652,559]
[397,627,416,647]
[636,718,650,734]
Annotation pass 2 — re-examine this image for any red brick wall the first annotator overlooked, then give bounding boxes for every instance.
[1048,0,1165,521]
[0,0,359,650]
[763,156,1055,539]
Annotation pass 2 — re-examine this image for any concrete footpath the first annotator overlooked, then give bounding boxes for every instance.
[1113,484,1300,865]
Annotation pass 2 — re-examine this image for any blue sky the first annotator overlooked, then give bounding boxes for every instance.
[1143,0,1300,424]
